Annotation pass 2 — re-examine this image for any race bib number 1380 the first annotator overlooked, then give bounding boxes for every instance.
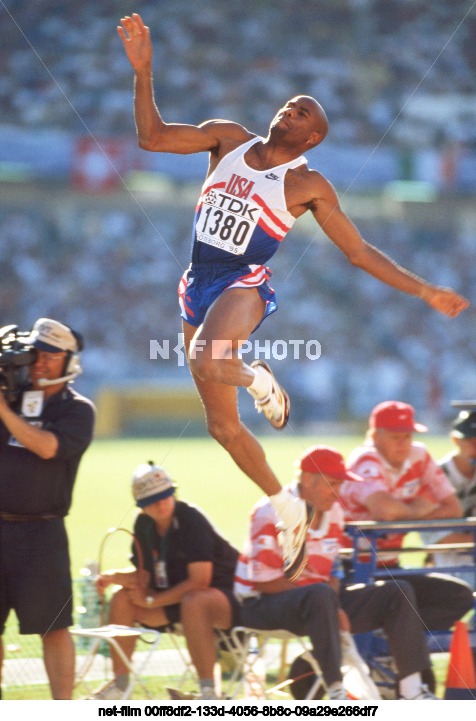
[196,189,262,255]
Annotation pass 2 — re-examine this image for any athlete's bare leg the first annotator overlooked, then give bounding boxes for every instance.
[186,287,261,387]
[182,287,311,580]
[182,288,282,496]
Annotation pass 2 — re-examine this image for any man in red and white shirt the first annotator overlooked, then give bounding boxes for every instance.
[235,445,437,700]
[341,400,473,630]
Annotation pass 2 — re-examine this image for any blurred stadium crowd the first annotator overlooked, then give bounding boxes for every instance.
[2,0,476,149]
[1,0,475,426]
[2,190,475,426]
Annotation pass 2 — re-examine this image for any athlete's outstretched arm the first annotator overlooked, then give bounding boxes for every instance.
[117,13,248,155]
[309,175,469,319]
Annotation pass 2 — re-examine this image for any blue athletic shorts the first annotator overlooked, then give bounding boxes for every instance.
[178,262,277,332]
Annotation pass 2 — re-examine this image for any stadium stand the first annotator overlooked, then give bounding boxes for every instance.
[1,1,475,149]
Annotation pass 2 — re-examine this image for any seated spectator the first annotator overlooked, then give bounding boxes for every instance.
[430,410,476,587]
[440,410,476,517]
[341,400,474,630]
[92,462,240,700]
[234,445,438,700]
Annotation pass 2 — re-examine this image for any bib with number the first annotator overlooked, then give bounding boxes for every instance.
[196,188,262,256]
[192,136,307,264]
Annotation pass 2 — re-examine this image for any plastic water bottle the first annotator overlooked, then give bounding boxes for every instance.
[244,637,266,698]
[76,561,109,656]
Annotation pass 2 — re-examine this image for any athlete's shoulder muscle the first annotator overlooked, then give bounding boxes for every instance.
[286,165,339,218]
[199,121,255,173]
[200,119,253,140]
[305,168,339,206]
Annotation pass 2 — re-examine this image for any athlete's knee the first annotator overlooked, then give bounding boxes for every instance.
[207,417,241,447]
[188,348,218,382]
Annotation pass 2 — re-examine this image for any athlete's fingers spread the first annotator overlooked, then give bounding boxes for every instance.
[119,18,137,41]
[132,13,147,31]
[119,14,149,42]
[120,16,135,34]
[118,19,130,36]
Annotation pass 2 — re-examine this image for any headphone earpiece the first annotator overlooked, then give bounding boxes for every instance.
[56,325,83,383]
[64,350,81,376]
[70,328,84,352]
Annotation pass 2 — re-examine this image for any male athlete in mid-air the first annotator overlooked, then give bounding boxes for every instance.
[118,13,469,580]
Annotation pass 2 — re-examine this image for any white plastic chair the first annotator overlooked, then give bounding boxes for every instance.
[72,624,161,699]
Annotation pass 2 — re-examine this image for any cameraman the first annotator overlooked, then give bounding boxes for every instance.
[0,318,95,700]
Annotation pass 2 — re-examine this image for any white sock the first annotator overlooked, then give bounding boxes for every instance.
[199,679,215,692]
[247,366,272,400]
[269,489,304,528]
[399,672,422,699]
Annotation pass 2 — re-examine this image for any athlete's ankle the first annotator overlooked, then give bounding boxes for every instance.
[247,365,272,400]
[269,489,303,527]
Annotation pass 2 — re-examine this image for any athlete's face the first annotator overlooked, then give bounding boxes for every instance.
[373,429,413,470]
[270,96,327,146]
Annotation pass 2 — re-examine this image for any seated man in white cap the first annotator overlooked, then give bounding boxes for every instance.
[93,462,241,700]
[235,446,438,700]
[0,318,95,700]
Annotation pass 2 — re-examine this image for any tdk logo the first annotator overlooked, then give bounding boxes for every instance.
[265,172,279,180]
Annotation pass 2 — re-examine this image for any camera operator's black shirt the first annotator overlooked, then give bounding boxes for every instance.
[0,386,95,516]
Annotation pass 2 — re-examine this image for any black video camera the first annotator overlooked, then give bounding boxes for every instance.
[0,325,37,403]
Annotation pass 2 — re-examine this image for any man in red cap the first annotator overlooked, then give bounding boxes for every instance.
[235,445,438,700]
[340,401,473,632]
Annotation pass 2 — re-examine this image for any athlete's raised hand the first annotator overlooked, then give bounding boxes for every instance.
[421,285,469,318]
[117,13,152,71]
